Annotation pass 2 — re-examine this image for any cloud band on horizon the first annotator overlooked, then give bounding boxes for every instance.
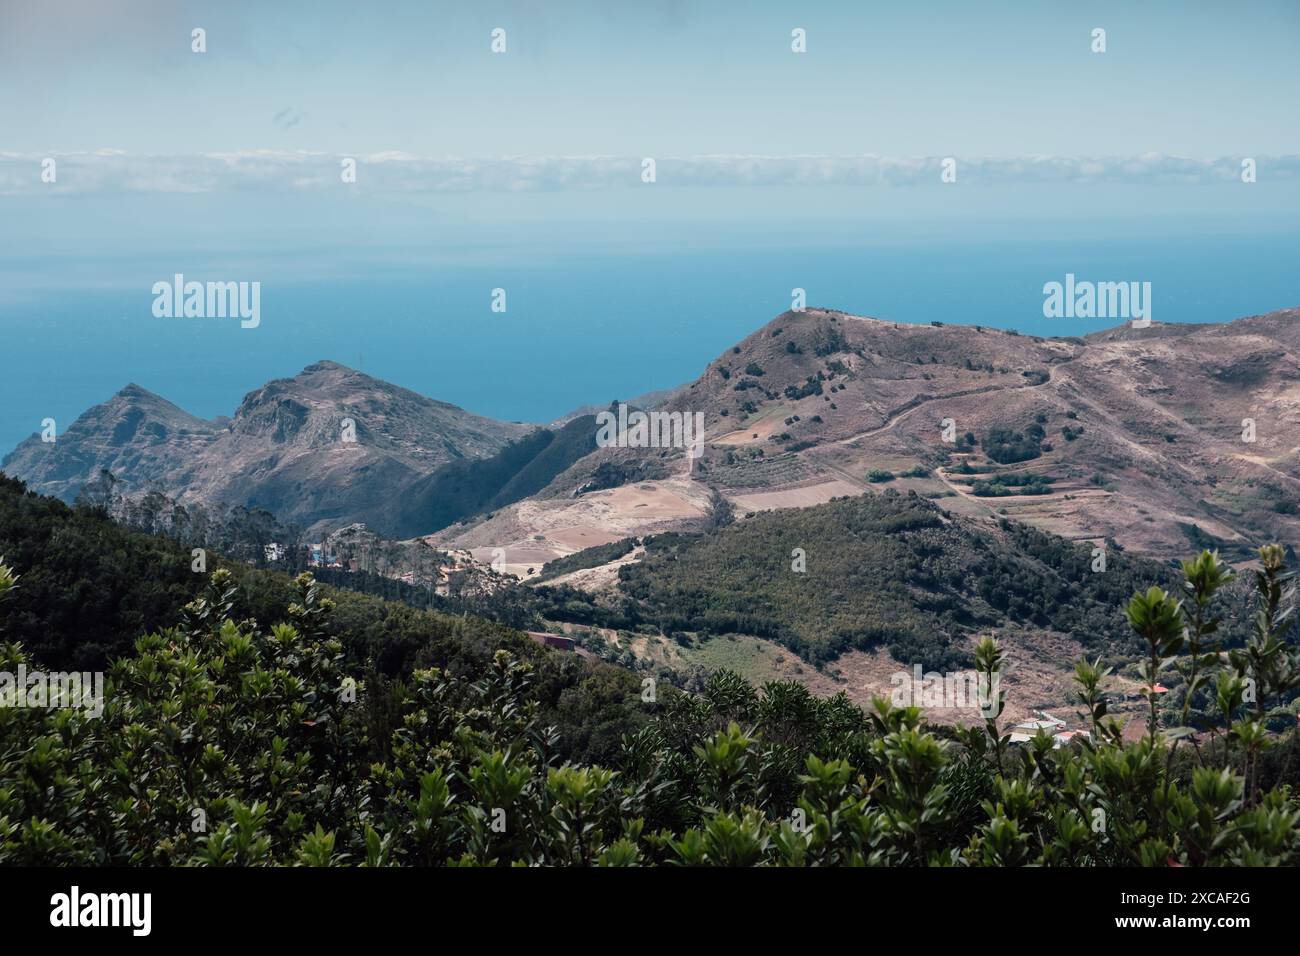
[3,151,1296,196]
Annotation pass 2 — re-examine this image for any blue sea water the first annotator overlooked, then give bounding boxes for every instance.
[2,231,1298,456]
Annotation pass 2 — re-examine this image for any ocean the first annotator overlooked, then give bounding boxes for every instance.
[2,230,1298,455]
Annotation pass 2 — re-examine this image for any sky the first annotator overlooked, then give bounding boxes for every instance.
[1,0,1299,451]
[4,0,1300,157]
[4,0,1299,230]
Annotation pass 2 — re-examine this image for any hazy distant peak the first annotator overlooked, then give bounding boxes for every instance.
[1,357,534,536]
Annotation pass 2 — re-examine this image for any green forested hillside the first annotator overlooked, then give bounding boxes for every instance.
[4,470,1298,867]
[0,472,645,765]
[0,473,200,671]
[1,547,1298,866]
[617,491,1197,668]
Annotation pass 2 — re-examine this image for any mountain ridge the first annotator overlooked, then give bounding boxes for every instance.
[431,306,1300,569]
[2,359,531,537]
[5,308,1298,556]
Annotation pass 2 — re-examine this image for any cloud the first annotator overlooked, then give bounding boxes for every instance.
[1,151,1295,196]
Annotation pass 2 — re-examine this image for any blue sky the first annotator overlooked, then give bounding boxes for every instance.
[4,0,1299,157]
[1,1,1299,452]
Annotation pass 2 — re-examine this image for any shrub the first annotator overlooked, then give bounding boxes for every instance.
[2,505,1296,866]
[983,427,1043,464]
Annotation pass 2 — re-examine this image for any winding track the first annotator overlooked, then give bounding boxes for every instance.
[834,360,1076,447]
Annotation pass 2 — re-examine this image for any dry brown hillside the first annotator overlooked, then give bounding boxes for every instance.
[435,307,1299,570]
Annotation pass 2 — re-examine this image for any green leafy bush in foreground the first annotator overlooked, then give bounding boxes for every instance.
[0,546,1297,866]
